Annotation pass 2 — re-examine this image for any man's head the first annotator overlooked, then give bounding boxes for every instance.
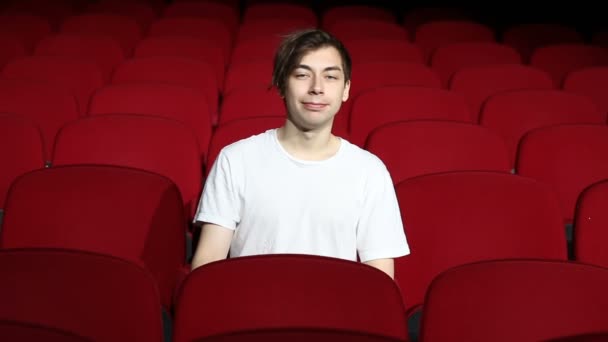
[272,29,352,97]
[272,29,352,131]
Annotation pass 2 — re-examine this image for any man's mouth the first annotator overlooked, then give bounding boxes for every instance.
[302,102,328,110]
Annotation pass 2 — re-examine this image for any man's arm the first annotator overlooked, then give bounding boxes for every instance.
[191,223,234,271]
[364,258,395,279]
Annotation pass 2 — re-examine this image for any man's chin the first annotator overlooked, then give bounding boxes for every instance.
[286,116,334,133]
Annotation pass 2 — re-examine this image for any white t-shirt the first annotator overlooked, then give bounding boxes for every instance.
[194,128,409,263]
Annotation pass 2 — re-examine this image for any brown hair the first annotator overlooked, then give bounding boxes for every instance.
[272,29,352,96]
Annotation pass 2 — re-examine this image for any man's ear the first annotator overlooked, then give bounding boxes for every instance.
[342,80,351,102]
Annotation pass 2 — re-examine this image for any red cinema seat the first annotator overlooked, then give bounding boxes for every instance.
[517,124,608,225]
[88,83,212,161]
[0,14,51,52]
[60,14,143,56]
[574,179,608,270]
[190,329,406,342]
[163,1,239,35]
[236,18,317,43]
[480,89,605,168]
[228,36,282,65]
[349,86,471,147]
[111,56,219,125]
[421,259,608,342]
[3,0,75,30]
[394,171,568,317]
[327,20,408,42]
[342,39,423,64]
[223,60,274,94]
[172,254,408,342]
[85,0,157,31]
[51,114,202,219]
[337,62,441,138]
[0,248,164,341]
[365,121,510,185]
[562,66,608,116]
[2,55,104,115]
[0,34,26,70]
[503,23,584,62]
[530,43,608,87]
[243,3,317,25]
[414,20,495,63]
[449,64,555,122]
[430,42,522,87]
[402,7,472,39]
[219,87,284,124]
[348,61,442,98]
[0,79,78,160]
[147,18,232,62]
[35,33,125,83]
[134,36,225,90]
[322,5,396,29]
[1,164,187,311]
[0,115,45,210]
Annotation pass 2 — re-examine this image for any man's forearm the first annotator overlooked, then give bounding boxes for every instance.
[191,224,234,271]
[364,258,395,279]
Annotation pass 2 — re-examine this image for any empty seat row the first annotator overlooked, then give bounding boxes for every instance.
[0,248,165,341]
[420,259,608,341]
[0,74,602,151]
[5,166,608,340]
[2,42,605,127]
[1,1,602,50]
[0,57,218,154]
[1,5,606,74]
[0,164,188,311]
[1,9,606,110]
[3,248,608,341]
[0,113,202,222]
[4,18,606,83]
[1,60,604,158]
[226,39,608,88]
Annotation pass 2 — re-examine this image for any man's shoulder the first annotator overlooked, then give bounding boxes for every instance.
[340,137,388,172]
[220,128,275,157]
[340,138,397,193]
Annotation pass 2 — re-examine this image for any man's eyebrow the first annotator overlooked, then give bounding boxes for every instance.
[323,66,343,72]
[295,64,343,72]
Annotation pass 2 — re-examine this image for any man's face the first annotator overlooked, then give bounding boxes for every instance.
[283,46,351,131]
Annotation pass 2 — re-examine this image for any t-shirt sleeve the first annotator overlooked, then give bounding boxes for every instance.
[193,149,241,230]
[356,161,410,263]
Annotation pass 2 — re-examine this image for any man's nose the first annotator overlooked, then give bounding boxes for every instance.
[309,76,324,94]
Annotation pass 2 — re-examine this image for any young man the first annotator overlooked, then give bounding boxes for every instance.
[191,29,409,279]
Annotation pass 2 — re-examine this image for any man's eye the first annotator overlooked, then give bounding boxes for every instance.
[326,75,338,80]
[295,74,308,79]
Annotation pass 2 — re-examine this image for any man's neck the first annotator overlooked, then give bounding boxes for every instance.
[276,120,341,161]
